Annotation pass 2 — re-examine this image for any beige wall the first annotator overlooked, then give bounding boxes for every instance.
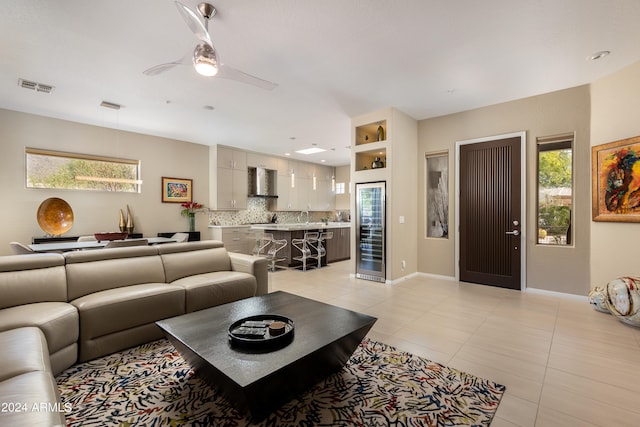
[0,109,210,255]
[334,164,350,211]
[590,60,640,286]
[417,86,591,295]
[388,108,418,279]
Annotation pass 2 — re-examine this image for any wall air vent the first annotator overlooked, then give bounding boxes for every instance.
[18,78,55,94]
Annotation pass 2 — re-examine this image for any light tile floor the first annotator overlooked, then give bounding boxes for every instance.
[269,260,640,427]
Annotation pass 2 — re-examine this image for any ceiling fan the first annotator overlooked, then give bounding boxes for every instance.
[143,1,277,90]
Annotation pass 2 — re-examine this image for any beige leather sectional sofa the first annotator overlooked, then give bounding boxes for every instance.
[0,240,268,426]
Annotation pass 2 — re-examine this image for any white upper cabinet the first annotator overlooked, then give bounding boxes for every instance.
[217,146,247,170]
[213,146,336,212]
[247,153,278,170]
[210,146,248,210]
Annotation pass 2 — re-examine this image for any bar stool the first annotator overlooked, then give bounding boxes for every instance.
[292,232,319,271]
[265,238,288,272]
[314,231,333,267]
[253,233,273,257]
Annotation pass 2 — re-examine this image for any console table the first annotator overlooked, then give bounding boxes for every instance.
[32,234,143,244]
[157,232,200,242]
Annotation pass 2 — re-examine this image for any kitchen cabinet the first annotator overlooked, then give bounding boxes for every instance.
[210,226,256,254]
[275,162,334,211]
[211,145,336,212]
[250,225,350,266]
[217,146,247,170]
[310,166,335,211]
[275,160,308,211]
[210,146,247,210]
[247,152,277,170]
[276,174,292,210]
[326,227,350,262]
[217,168,247,209]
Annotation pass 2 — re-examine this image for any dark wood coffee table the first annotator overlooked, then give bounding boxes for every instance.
[156,291,376,420]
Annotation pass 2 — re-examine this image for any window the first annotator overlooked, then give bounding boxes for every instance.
[335,182,346,194]
[537,134,573,245]
[26,148,141,193]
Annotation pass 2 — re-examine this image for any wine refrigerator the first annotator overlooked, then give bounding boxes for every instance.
[355,182,386,282]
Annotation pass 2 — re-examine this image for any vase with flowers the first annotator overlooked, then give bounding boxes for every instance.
[180,201,205,232]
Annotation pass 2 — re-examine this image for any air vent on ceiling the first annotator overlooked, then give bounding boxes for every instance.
[18,78,55,94]
[100,101,122,110]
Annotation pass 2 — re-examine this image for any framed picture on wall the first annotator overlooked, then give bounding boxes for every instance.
[161,177,192,203]
[425,151,449,237]
[592,135,640,222]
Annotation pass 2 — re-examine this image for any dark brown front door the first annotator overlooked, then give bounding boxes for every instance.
[459,136,521,290]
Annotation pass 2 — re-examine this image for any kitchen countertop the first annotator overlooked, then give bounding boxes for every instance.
[249,222,351,231]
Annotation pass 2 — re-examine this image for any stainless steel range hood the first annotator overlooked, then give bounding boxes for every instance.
[248,167,278,198]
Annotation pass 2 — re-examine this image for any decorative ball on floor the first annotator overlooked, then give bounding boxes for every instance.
[589,276,640,327]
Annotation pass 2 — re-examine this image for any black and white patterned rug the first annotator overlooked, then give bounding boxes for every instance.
[56,338,505,426]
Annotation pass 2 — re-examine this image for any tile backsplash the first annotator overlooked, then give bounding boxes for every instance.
[208,198,349,226]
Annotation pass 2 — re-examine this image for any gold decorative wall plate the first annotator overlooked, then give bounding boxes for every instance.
[37,197,74,236]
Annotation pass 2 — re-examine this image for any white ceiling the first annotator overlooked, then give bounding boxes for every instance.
[2,0,640,166]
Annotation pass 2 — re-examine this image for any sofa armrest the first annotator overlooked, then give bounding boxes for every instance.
[228,253,269,296]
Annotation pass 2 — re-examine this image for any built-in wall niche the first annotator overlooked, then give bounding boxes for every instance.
[355,120,387,146]
[355,148,387,172]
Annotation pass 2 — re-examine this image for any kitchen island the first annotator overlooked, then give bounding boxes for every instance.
[251,223,350,268]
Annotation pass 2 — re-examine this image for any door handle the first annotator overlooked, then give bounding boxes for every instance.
[505,230,520,236]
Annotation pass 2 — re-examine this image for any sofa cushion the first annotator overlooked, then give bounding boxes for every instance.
[0,327,51,382]
[159,241,231,283]
[0,371,66,426]
[171,271,257,312]
[0,302,78,355]
[71,283,185,340]
[64,246,165,300]
[0,253,67,309]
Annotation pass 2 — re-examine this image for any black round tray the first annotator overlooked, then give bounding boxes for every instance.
[228,314,294,350]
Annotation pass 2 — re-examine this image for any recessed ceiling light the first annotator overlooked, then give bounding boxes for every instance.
[320,159,326,163]
[589,50,610,61]
[295,147,326,155]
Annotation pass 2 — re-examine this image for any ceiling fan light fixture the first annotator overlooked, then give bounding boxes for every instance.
[193,43,219,76]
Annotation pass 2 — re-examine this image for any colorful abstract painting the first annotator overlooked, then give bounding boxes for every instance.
[592,135,640,222]
[162,177,192,203]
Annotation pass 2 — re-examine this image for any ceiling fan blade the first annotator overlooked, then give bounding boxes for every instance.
[143,53,189,76]
[142,59,184,76]
[175,1,212,46]
[217,64,278,90]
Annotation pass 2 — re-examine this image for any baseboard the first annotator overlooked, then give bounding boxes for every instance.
[389,272,418,284]
[414,272,457,282]
[525,287,588,301]
[352,272,588,301]
[389,272,457,285]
